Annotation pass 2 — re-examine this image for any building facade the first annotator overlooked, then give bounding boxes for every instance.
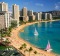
[45,13,52,20]
[0,2,8,12]
[29,15,35,21]
[12,4,19,26]
[49,13,53,20]
[45,13,48,20]
[21,7,29,22]
[22,7,27,16]
[39,12,42,20]
[0,2,11,29]
[0,11,11,29]
[35,12,40,20]
[28,10,33,16]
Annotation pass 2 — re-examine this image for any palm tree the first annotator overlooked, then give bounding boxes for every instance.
[0,29,3,42]
[19,46,23,50]
[28,47,33,56]
[3,39,10,46]
[8,26,12,32]
[22,43,27,49]
[24,49,28,55]
[19,43,27,52]
[34,50,37,56]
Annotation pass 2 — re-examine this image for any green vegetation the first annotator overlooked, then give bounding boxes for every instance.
[0,20,18,38]
[22,43,27,49]
[0,44,11,50]
[24,49,28,52]
[0,20,18,50]
[11,20,17,28]
[34,51,37,54]
[19,21,27,25]
[19,19,38,25]
[53,17,60,19]
[24,49,28,55]
[19,43,38,56]
[2,39,10,45]
[0,28,12,37]
[19,46,23,50]
[0,27,11,50]
[19,43,27,50]
[28,19,37,23]
[34,50,37,56]
[28,47,33,56]
[29,47,33,52]
[0,45,6,50]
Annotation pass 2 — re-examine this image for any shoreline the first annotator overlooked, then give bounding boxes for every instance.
[7,20,60,56]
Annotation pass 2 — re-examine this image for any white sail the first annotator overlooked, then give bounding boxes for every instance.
[45,40,52,52]
[34,28,38,36]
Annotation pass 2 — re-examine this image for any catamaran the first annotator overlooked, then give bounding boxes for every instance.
[34,28,38,36]
[45,40,52,52]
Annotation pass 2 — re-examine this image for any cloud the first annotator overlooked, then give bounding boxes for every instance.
[55,5,59,9]
[35,3,44,7]
[55,2,60,9]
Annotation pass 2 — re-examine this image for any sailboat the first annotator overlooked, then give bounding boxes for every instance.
[45,40,52,52]
[34,28,38,36]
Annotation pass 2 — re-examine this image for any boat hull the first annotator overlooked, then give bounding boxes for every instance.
[45,49,52,52]
[34,33,38,36]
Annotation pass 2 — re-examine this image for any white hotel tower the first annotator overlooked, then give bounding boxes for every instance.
[12,4,19,27]
[0,2,11,29]
[0,2,8,12]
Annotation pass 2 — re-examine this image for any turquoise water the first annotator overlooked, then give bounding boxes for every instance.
[19,21,60,55]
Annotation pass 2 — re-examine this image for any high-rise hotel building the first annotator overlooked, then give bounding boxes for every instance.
[12,4,19,26]
[42,13,53,20]
[28,10,35,21]
[45,13,48,20]
[22,7,27,16]
[45,13,53,20]
[0,2,10,29]
[49,13,53,20]
[28,10,33,16]
[35,12,40,20]
[0,2,8,12]
[21,7,29,22]
[39,12,42,20]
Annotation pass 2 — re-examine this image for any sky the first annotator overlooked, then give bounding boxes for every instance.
[0,0,60,12]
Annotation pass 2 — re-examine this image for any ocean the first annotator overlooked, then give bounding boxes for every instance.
[19,21,60,55]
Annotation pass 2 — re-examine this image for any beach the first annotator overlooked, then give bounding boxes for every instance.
[7,20,60,56]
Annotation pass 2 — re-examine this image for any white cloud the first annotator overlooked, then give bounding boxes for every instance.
[55,5,59,9]
[35,3,44,7]
[55,2,60,9]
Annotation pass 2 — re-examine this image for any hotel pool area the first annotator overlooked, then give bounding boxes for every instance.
[19,21,60,55]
